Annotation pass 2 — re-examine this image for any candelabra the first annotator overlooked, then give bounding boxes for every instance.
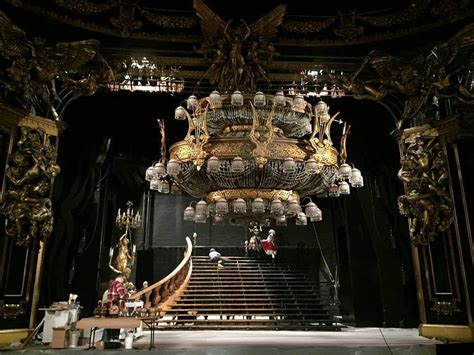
[109,201,141,275]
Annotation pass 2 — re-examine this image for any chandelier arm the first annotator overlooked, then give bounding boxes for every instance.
[323,111,340,146]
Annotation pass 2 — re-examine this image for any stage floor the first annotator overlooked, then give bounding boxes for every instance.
[6,327,443,354]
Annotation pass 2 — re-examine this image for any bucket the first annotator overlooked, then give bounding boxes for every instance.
[69,330,80,348]
[124,333,134,350]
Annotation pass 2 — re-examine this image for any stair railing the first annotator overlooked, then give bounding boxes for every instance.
[129,237,193,314]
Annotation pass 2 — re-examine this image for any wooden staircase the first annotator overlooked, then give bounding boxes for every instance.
[158,256,340,330]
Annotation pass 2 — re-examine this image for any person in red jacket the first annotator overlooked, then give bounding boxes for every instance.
[261,229,277,260]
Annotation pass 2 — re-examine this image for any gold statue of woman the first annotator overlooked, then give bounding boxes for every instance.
[109,231,134,275]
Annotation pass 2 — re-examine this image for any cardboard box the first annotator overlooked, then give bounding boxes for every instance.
[50,326,70,349]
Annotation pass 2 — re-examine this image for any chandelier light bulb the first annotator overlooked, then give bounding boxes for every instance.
[252,197,265,213]
[328,184,340,197]
[296,212,308,226]
[304,159,319,175]
[145,165,155,181]
[207,156,220,172]
[253,91,266,106]
[349,167,362,183]
[209,90,222,108]
[231,90,244,106]
[287,199,301,216]
[273,91,286,106]
[159,180,170,193]
[196,200,208,215]
[282,157,296,173]
[338,163,352,179]
[153,162,167,177]
[315,100,328,116]
[194,213,207,223]
[150,177,160,191]
[215,198,228,214]
[166,159,181,177]
[231,157,245,173]
[338,180,350,195]
[292,94,306,112]
[351,175,364,188]
[233,198,247,213]
[183,206,196,221]
[187,95,198,109]
[174,106,187,120]
[271,199,283,215]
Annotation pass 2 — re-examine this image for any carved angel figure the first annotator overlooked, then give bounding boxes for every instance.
[0,10,114,119]
[345,23,474,128]
[194,0,285,92]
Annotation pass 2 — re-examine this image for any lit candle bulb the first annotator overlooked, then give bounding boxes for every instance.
[109,247,114,257]
[132,244,136,253]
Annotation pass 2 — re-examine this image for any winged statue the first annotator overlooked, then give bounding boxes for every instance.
[193,0,286,93]
[0,10,114,120]
[344,23,474,128]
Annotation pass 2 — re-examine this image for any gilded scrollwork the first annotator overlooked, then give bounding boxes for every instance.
[1,124,60,246]
[397,130,454,246]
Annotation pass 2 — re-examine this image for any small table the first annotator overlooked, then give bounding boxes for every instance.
[76,317,141,349]
[139,316,162,349]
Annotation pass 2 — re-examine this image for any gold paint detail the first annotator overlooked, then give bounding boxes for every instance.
[170,137,312,162]
[419,324,474,342]
[19,115,62,137]
[207,189,300,202]
[223,125,283,135]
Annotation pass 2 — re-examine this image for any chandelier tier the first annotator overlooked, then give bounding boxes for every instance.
[146,91,363,224]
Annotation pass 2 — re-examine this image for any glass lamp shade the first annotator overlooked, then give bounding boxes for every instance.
[231,157,245,173]
[153,162,166,177]
[194,213,207,223]
[183,206,195,221]
[196,200,208,215]
[338,180,350,195]
[187,95,198,109]
[175,106,187,120]
[150,178,160,191]
[328,184,340,197]
[233,198,246,213]
[209,91,222,108]
[315,100,328,117]
[145,165,155,181]
[282,157,296,173]
[296,212,308,226]
[252,198,265,213]
[351,175,364,188]
[292,94,306,113]
[271,199,283,215]
[287,199,301,216]
[231,91,244,106]
[276,214,287,226]
[166,159,181,177]
[273,91,285,106]
[349,167,362,183]
[215,198,228,214]
[207,156,220,172]
[253,91,266,106]
[305,159,319,175]
[338,163,351,179]
[158,180,170,193]
[305,202,318,218]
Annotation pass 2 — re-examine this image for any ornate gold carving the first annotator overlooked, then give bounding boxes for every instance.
[223,125,283,135]
[170,137,310,162]
[207,189,299,202]
[430,299,460,316]
[397,128,454,245]
[249,103,274,168]
[0,10,114,119]
[193,0,285,92]
[1,126,60,246]
[19,115,62,137]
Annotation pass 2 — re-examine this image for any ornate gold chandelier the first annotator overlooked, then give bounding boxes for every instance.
[145,90,363,225]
